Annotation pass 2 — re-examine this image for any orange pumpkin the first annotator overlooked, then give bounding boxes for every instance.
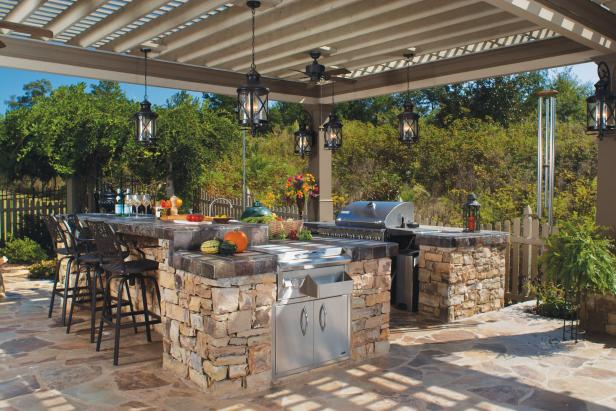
[223,230,248,253]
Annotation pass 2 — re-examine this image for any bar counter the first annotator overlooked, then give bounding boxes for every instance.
[72,214,397,396]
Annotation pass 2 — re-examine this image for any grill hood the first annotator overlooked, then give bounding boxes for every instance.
[335,201,414,229]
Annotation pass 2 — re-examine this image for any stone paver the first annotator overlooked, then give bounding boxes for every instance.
[1,266,616,410]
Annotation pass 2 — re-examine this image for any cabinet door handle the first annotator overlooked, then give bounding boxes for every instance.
[319,304,327,330]
[300,306,308,336]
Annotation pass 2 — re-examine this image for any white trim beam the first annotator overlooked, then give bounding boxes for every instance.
[174,0,369,64]
[102,0,231,53]
[484,0,616,52]
[0,36,318,103]
[209,0,480,70]
[68,0,169,48]
[45,0,109,38]
[327,37,599,102]
[1,0,45,34]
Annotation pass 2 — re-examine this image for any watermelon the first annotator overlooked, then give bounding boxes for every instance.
[200,240,220,254]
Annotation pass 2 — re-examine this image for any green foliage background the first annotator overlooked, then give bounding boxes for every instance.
[0,68,597,225]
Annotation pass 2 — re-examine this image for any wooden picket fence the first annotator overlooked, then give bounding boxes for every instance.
[417,205,557,303]
[0,188,67,243]
[195,191,301,220]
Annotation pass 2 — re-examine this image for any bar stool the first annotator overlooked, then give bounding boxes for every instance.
[62,215,119,342]
[88,221,162,365]
[42,215,74,325]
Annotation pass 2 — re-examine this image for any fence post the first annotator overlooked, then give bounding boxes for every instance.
[520,206,533,298]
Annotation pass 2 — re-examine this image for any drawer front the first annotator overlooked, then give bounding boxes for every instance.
[274,301,314,375]
[314,295,350,364]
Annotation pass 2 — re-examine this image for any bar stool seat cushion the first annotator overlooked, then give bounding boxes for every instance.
[102,259,159,274]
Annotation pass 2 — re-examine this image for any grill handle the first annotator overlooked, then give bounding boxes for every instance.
[300,306,308,336]
[319,304,327,330]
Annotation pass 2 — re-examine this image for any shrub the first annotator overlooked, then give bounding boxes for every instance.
[28,260,56,280]
[530,282,575,319]
[0,237,48,264]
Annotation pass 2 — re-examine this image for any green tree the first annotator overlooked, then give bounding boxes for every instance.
[6,79,52,110]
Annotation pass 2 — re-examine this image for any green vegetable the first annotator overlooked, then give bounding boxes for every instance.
[219,240,238,255]
[298,229,313,241]
[240,215,276,224]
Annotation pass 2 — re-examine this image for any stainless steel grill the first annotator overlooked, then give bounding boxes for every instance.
[335,201,414,229]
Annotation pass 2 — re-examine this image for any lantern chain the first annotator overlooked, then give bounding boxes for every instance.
[251,6,256,71]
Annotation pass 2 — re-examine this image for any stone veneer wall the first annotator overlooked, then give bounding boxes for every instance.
[418,244,505,322]
[581,293,616,336]
[348,257,392,360]
[159,268,274,396]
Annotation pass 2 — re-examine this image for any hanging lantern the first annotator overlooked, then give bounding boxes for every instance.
[134,48,157,145]
[324,81,342,150]
[587,62,615,138]
[294,117,314,158]
[399,102,419,144]
[323,112,342,150]
[237,1,269,135]
[399,52,420,144]
[463,193,481,232]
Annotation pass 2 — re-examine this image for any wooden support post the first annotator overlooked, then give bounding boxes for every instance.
[306,103,334,222]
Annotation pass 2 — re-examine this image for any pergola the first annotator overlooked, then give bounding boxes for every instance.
[1,0,615,225]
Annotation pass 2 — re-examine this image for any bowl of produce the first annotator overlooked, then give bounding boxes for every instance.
[186,214,205,222]
[213,214,231,224]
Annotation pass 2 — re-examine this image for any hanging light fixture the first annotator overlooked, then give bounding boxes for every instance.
[586,61,615,138]
[134,48,157,145]
[398,52,420,144]
[294,110,314,158]
[323,81,342,150]
[237,0,269,135]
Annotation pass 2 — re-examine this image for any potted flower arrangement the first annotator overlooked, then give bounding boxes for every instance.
[285,173,319,220]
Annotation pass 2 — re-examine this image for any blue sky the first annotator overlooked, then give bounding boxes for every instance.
[0,62,598,113]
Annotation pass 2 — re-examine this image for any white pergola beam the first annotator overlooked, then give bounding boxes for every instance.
[1,0,45,34]
[279,17,534,79]
[207,0,471,69]
[260,6,510,77]
[68,0,169,48]
[46,0,109,38]
[175,0,369,64]
[103,0,231,53]
[484,0,616,52]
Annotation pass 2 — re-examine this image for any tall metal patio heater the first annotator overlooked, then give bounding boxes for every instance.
[536,90,557,225]
[134,48,157,145]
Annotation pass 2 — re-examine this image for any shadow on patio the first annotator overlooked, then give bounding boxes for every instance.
[2,273,616,410]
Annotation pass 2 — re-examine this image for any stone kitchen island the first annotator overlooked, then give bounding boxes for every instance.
[76,215,397,396]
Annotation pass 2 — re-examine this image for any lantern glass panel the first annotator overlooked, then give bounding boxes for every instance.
[294,126,313,157]
[134,102,157,145]
[463,194,481,232]
[324,122,342,149]
[586,96,598,132]
[237,85,268,131]
[398,112,419,143]
[607,97,616,130]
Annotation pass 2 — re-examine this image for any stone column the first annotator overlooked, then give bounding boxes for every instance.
[595,57,616,232]
[306,103,334,222]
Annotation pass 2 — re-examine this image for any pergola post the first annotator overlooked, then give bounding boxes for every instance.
[596,57,616,233]
[305,103,334,222]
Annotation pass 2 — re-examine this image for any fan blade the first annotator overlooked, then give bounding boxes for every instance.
[291,69,308,76]
[324,67,350,76]
[0,22,53,39]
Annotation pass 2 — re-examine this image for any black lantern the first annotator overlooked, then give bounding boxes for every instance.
[324,81,342,150]
[399,52,420,144]
[463,193,481,232]
[237,1,269,135]
[134,48,157,145]
[294,111,314,158]
[587,62,615,138]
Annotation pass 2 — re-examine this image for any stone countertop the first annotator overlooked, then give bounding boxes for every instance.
[78,214,398,280]
[388,226,510,248]
[169,237,398,280]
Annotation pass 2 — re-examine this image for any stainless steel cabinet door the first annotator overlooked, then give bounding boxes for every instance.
[314,295,349,364]
[274,301,314,375]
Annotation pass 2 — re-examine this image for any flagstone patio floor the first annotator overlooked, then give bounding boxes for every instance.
[1,264,616,411]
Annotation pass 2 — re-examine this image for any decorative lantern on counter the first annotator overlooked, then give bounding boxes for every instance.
[463,193,481,232]
[586,61,615,138]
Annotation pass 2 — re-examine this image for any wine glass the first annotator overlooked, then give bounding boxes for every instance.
[143,194,152,214]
